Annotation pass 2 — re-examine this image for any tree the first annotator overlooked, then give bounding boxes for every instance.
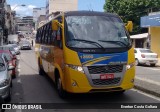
[104,0,160,34]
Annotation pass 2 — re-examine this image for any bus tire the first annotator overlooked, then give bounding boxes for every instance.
[56,75,67,98]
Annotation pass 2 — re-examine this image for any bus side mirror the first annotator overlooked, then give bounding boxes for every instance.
[52,20,58,31]
[125,21,133,32]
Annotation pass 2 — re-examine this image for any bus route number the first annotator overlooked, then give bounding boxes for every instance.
[80,55,93,59]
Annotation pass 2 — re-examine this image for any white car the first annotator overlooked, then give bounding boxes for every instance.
[134,48,158,66]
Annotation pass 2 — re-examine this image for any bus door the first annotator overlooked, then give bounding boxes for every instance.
[49,17,64,82]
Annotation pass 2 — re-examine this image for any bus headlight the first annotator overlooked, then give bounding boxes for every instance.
[65,64,84,73]
[126,62,135,70]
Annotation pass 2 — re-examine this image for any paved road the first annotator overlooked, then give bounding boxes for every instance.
[5,50,160,112]
[136,65,160,82]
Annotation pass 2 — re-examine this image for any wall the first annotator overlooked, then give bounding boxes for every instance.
[149,27,160,57]
[47,0,78,20]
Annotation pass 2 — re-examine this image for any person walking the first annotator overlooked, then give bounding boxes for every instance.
[31,40,33,47]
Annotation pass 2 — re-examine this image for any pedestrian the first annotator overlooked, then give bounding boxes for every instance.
[31,40,33,47]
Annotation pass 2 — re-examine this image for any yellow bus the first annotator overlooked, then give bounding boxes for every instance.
[35,11,135,98]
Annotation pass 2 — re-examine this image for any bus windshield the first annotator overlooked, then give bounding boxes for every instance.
[65,16,131,48]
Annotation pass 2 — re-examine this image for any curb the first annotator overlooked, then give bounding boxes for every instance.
[134,77,160,97]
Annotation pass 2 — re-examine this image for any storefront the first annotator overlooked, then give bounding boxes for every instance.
[141,12,160,57]
[130,33,148,48]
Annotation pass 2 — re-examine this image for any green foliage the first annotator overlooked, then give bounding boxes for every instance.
[104,0,160,34]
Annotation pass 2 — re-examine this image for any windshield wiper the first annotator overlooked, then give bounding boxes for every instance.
[71,39,105,49]
[98,40,129,47]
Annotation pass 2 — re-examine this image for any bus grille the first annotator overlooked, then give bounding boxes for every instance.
[92,77,121,85]
[87,65,123,74]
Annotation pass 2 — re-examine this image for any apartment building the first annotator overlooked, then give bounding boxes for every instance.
[16,16,34,34]
[33,7,46,30]
[46,0,78,20]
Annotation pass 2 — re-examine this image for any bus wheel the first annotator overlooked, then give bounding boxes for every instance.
[56,76,67,98]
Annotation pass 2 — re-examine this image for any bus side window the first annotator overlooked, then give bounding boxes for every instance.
[52,18,63,49]
[41,27,45,44]
[48,22,52,45]
[38,29,40,43]
[56,27,63,49]
[43,25,47,44]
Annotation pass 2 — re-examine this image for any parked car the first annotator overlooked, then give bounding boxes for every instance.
[134,48,158,66]
[0,53,14,101]
[0,46,17,78]
[0,51,17,78]
[19,41,31,50]
[8,44,20,55]
[0,45,17,57]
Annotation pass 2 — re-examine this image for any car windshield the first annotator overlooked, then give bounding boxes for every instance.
[0,46,14,51]
[140,49,153,53]
[3,53,12,61]
[65,15,131,48]
[0,58,5,71]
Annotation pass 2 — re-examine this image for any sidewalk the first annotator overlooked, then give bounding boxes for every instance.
[134,58,160,97]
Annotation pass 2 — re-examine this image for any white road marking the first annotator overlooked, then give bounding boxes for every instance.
[148,68,160,71]
[135,76,160,86]
[131,89,160,101]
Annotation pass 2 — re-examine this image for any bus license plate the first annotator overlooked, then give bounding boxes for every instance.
[100,74,114,80]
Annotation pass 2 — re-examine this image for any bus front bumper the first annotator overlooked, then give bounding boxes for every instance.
[64,66,135,93]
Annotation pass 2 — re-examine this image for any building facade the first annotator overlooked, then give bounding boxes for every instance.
[141,12,160,57]
[33,7,46,30]
[46,0,78,20]
[0,0,7,45]
[130,33,148,48]
[0,1,16,45]
[37,15,46,28]
[16,16,34,35]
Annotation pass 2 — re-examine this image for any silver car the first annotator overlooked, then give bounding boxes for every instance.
[0,53,14,101]
[19,41,31,50]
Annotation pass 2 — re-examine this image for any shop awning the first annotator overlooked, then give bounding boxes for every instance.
[130,33,148,39]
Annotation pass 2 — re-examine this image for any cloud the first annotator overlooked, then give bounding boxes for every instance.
[11,4,37,16]
[28,5,36,9]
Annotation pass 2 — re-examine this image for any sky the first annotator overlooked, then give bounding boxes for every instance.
[7,0,105,16]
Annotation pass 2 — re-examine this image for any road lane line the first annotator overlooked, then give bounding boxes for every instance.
[135,76,160,86]
[148,68,160,71]
[131,89,160,101]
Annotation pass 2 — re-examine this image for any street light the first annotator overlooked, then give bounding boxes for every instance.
[12,4,26,10]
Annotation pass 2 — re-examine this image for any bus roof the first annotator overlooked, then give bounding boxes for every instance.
[64,11,119,18]
[37,11,120,30]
